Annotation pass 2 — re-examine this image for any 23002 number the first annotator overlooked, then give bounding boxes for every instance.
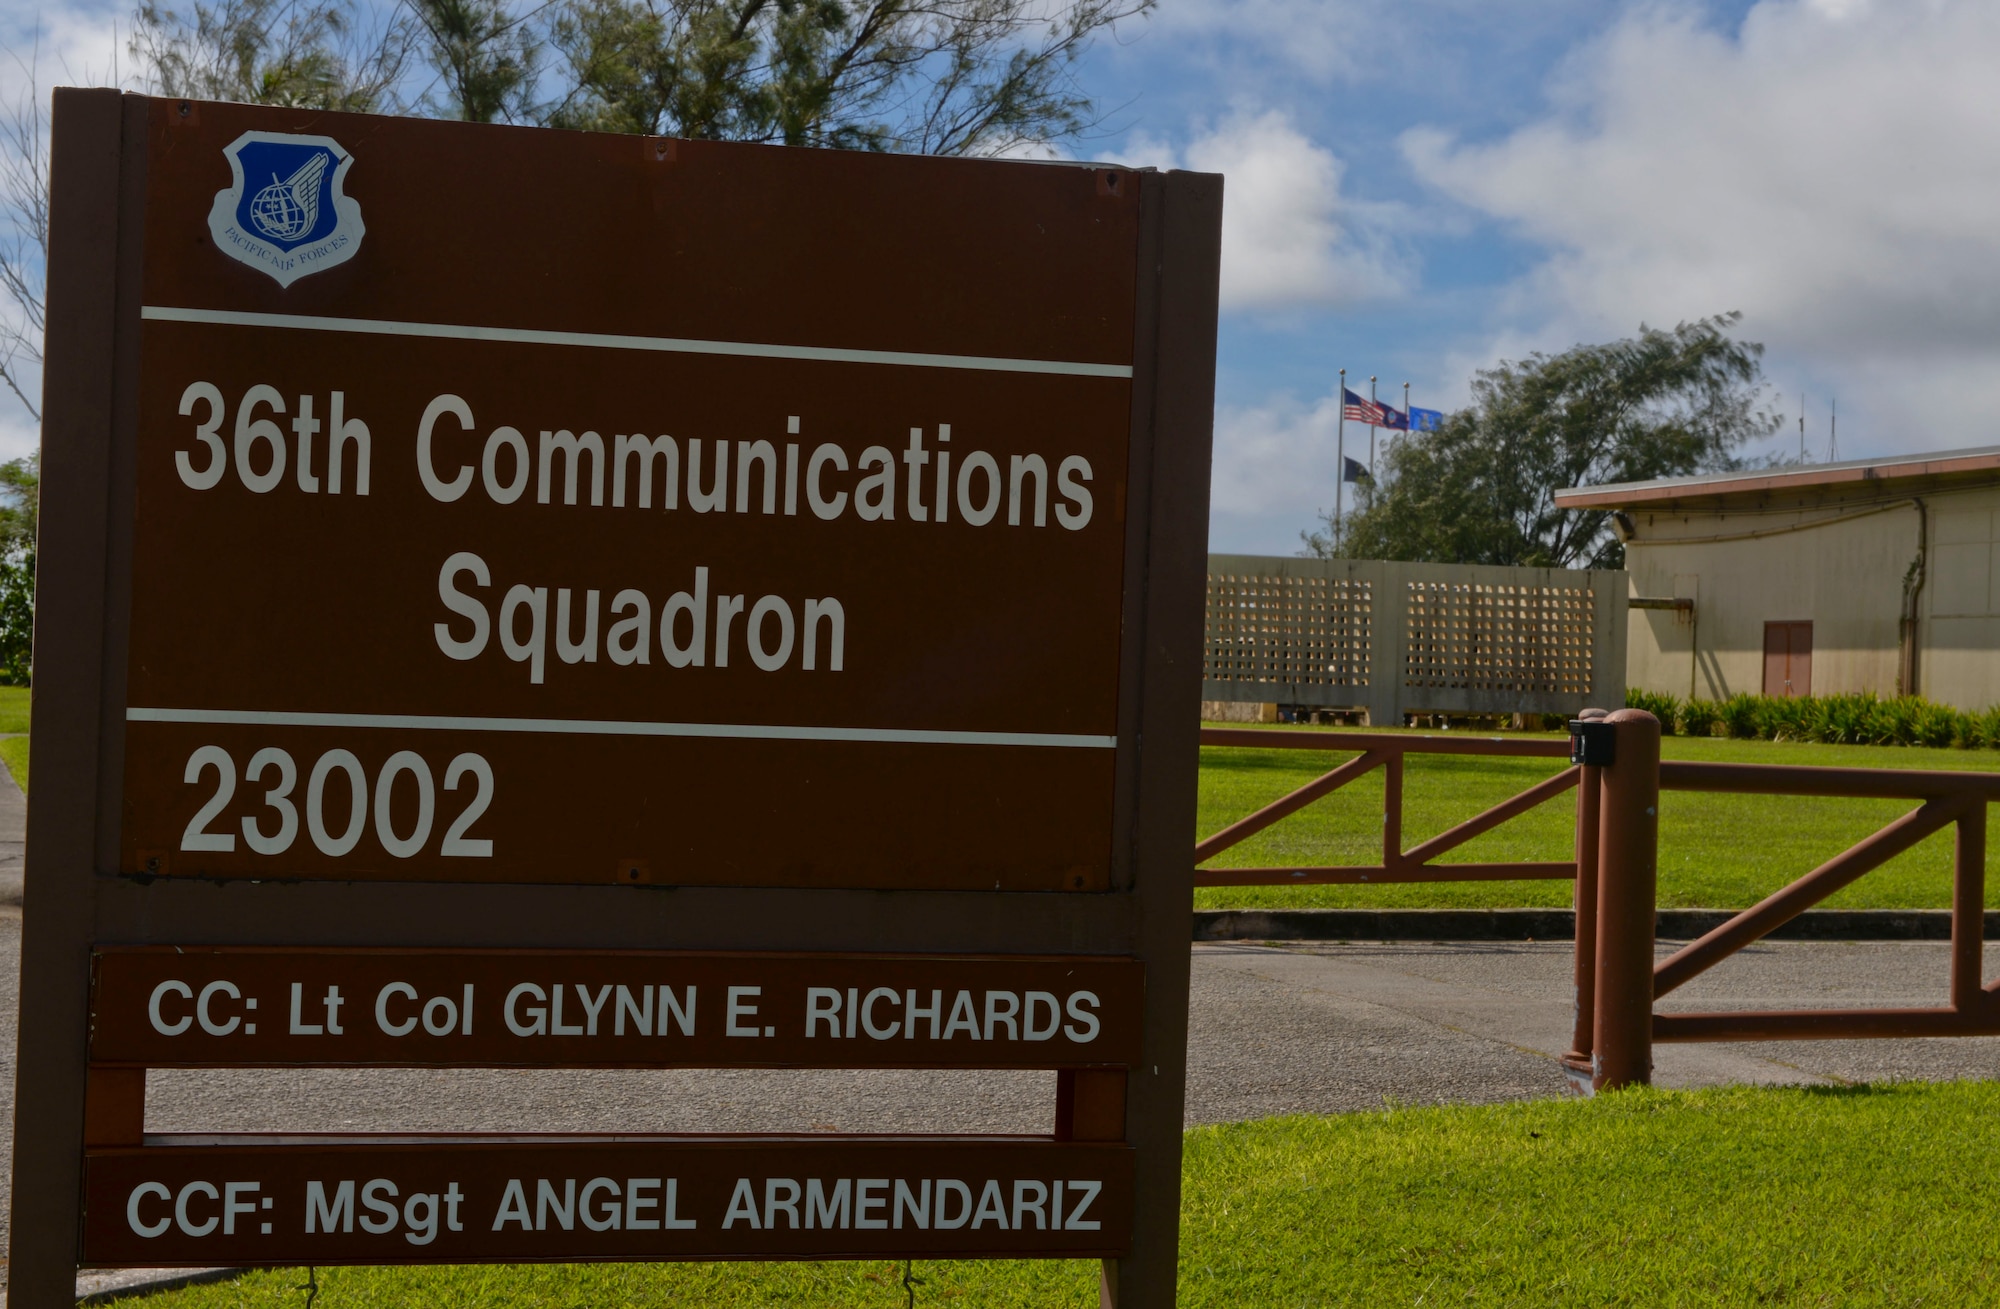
[178,746,495,859]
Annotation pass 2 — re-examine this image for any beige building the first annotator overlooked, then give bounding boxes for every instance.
[1553,447,2000,711]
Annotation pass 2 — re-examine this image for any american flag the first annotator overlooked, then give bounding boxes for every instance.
[1341,387,1388,426]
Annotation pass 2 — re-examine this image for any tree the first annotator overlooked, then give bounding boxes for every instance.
[0,56,57,685]
[408,0,541,122]
[0,69,49,424]
[513,0,1145,153]
[0,454,38,685]
[1304,314,1782,570]
[130,0,417,112]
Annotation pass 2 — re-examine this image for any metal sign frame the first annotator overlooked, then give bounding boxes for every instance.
[10,89,1218,1307]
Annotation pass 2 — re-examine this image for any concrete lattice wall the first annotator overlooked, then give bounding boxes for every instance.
[1203,555,1628,723]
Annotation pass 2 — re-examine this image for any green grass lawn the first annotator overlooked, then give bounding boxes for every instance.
[1198,727,2000,911]
[127,1081,2000,1307]
[0,684,27,734]
[0,733,25,792]
[0,685,26,792]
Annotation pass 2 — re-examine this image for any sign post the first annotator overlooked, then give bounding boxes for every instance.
[12,89,1218,1306]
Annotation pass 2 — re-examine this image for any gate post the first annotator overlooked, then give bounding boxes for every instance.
[1592,708,1661,1091]
[1562,709,1608,1090]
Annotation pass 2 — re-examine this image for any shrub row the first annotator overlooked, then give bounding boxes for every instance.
[1622,688,2000,749]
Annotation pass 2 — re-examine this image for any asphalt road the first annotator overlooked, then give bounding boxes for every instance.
[1189,938,2000,1113]
[4,761,2000,1293]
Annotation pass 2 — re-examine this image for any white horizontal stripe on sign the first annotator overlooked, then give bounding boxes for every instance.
[126,706,1117,750]
[139,306,1135,379]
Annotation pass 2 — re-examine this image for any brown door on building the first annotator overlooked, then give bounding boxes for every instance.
[1763,621,1813,697]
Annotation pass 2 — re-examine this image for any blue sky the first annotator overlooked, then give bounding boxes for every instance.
[5,0,1997,553]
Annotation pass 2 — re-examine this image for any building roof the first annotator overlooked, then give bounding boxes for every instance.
[1553,444,2000,510]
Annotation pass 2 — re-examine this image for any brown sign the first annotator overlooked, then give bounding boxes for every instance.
[119,96,1143,891]
[82,1138,1133,1265]
[92,948,1143,1067]
[16,88,1217,1308]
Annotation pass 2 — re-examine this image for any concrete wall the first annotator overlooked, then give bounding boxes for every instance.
[1622,482,2000,709]
[1205,555,1627,723]
[1200,699,1278,723]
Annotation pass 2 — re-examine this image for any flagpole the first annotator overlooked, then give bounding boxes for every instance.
[1400,380,1409,474]
[1830,396,1838,461]
[1335,368,1346,554]
[1368,375,1378,490]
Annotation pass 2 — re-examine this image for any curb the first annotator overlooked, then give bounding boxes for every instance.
[1193,908,1988,942]
[76,1267,243,1304]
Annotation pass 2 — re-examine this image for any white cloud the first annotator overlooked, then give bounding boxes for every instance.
[0,409,34,464]
[1402,0,2000,454]
[1113,111,1411,313]
[0,5,130,105]
[1210,389,1342,521]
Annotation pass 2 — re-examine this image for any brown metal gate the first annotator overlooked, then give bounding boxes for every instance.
[1194,728,1580,887]
[1576,710,2000,1089]
[1196,715,2000,1093]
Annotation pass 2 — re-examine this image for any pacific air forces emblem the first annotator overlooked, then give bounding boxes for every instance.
[208,130,364,287]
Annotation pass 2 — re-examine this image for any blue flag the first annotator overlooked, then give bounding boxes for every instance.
[1409,406,1445,432]
[1379,406,1409,432]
